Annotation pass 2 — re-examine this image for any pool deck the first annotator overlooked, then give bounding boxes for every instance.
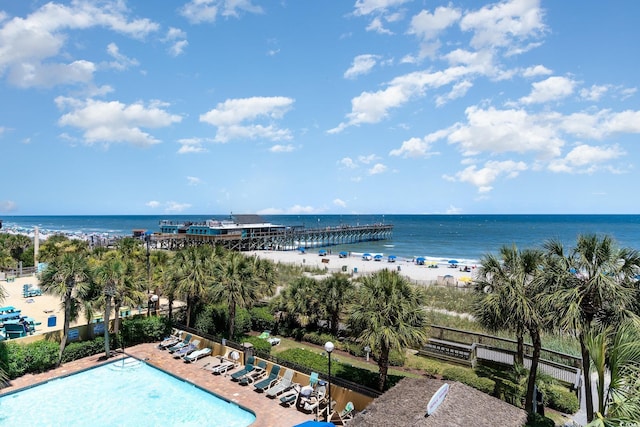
[0,342,317,427]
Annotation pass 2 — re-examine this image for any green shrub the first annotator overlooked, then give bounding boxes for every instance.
[526,412,554,427]
[121,316,171,346]
[543,384,579,414]
[249,306,276,332]
[442,366,495,394]
[23,340,59,373]
[387,349,406,367]
[61,337,107,363]
[302,331,336,348]
[241,336,272,355]
[342,341,366,358]
[233,309,252,338]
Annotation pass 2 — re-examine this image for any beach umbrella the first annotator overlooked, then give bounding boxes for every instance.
[318,249,327,255]
[388,255,397,262]
[448,259,459,265]
[339,251,348,257]
[416,257,426,265]
[374,254,383,261]
[459,276,472,283]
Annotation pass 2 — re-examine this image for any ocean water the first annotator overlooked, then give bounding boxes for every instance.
[2,214,640,264]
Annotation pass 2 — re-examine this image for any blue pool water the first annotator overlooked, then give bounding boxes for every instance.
[0,357,255,427]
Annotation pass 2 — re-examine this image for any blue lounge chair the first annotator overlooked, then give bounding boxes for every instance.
[266,368,295,398]
[173,339,200,358]
[253,364,281,392]
[279,384,301,406]
[239,360,267,385]
[167,334,192,352]
[157,330,183,349]
[230,355,255,381]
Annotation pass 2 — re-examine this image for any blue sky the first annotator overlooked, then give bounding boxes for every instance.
[1,0,639,215]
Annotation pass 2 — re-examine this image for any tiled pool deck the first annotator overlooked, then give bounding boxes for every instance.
[0,342,317,427]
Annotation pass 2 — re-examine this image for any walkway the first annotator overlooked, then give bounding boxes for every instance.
[0,343,316,427]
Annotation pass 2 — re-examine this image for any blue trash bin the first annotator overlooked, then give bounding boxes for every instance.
[353,267,358,273]
[47,315,56,327]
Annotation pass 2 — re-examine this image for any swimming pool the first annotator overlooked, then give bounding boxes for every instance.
[0,357,256,427]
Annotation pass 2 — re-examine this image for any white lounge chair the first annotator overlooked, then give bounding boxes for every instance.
[184,347,212,363]
[266,368,295,397]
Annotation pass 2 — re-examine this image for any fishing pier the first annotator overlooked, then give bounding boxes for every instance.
[150,215,393,252]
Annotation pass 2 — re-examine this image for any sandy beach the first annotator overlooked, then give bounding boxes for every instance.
[247,249,477,286]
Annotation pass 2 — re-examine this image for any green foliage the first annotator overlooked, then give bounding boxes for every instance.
[543,384,579,414]
[194,304,226,335]
[276,347,404,391]
[442,366,496,394]
[121,316,171,346]
[387,348,406,367]
[61,337,107,363]
[421,286,475,314]
[476,362,526,407]
[234,308,252,338]
[302,331,336,347]
[249,306,276,332]
[240,336,272,355]
[2,340,59,378]
[525,413,555,427]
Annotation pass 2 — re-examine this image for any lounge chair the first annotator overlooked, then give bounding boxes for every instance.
[265,368,295,398]
[257,330,270,339]
[166,333,192,352]
[173,339,200,358]
[230,355,256,381]
[300,381,327,413]
[211,351,241,375]
[329,401,355,425]
[157,330,183,349]
[239,360,267,385]
[253,364,281,392]
[184,347,211,363]
[278,383,301,407]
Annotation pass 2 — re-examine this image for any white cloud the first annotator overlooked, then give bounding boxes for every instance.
[444,160,527,193]
[354,0,411,16]
[146,201,160,208]
[287,205,318,214]
[177,138,209,154]
[200,96,294,143]
[369,163,387,175]
[164,27,188,56]
[460,0,546,52]
[548,144,625,173]
[358,154,378,164]
[187,176,201,185]
[165,201,191,213]
[522,64,552,77]
[448,106,564,159]
[57,97,182,147]
[365,17,393,35]
[519,76,576,104]
[579,84,609,102]
[446,205,462,214]
[106,43,139,70]
[0,200,17,212]
[333,198,347,208]
[269,144,295,153]
[329,66,471,133]
[339,157,358,168]
[389,127,451,157]
[181,0,263,24]
[408,6,461,58]
[0,1,158,88]
[435,80,473,106]
[344,54,380,79]
[558,109,640,140]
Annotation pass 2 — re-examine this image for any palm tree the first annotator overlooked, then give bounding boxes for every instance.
[544,234,640,422]
[347,269,428,391]
[320,273,353,336]
[586,321,640,426]
[212,251,256,338]
[474,245,550,412]
[39,252,92,365]
[272,276,324,329]
[174,245,214,328]
[93,257,125,358]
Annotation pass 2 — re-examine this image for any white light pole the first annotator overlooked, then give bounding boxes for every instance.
[324,341,334,420]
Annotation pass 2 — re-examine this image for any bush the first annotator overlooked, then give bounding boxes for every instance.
[2,340,60,378]
[543,384,579,414]
[526,413,554,427]
[249,306,276,332]
[240,336,272,355]
[61,337,107,364]
[442,366,495,395]
[121,316,171,346]
[388,349,406,367]
[302,331,336,348]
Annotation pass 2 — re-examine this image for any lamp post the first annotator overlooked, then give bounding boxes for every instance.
[324,341,334,420]
[364,345,371,362]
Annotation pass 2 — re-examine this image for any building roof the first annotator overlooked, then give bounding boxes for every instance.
[349,377,527,427]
